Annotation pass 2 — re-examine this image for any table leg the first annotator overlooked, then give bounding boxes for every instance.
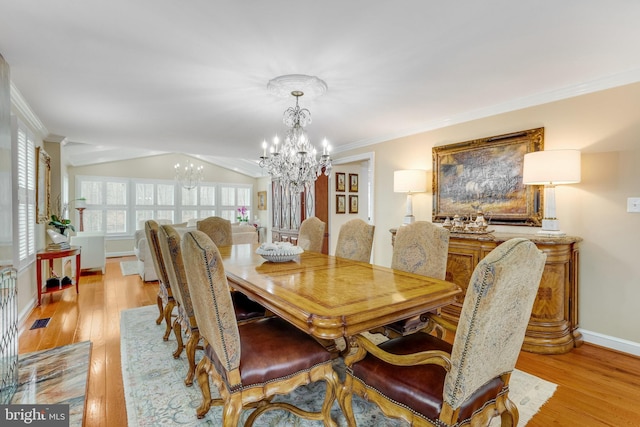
[36,257,42,306]
[75,253,81,293]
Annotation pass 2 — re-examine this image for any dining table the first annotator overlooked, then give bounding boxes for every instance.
[218,243,461,342]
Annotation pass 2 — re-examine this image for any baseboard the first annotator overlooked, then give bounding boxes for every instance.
[108,250,135,258]
[580,329,640,357]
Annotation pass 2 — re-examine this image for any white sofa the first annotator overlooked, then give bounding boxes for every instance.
[133,220,258,282]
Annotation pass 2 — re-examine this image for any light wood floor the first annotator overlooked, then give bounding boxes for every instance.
[18,256,640,426]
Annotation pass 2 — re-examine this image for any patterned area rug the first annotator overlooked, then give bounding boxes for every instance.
[120,260,138,276]
[121,305,556,426]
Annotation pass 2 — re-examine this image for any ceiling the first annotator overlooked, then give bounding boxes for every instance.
[2,1,640,177]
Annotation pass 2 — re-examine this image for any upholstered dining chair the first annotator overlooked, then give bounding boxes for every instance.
[298,216,326,253]
[181,230,339,425]
[197,216,233,246]
[373,221,450,337]
[158,224,267,386]
[334,219,375,263]
[144,220,175,340]
[339,238,546,427]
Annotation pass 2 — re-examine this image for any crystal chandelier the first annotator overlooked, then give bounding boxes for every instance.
[174,162,203,190]
[259,90,332,193]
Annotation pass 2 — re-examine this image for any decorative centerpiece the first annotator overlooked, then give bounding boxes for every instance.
[442,212,494,234]
[255,242,303,263]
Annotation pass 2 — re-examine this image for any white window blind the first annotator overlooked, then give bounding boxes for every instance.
[14,119,36,270]
[76,175,251,233]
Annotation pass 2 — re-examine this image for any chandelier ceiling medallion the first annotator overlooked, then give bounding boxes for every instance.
[259,74,332,193]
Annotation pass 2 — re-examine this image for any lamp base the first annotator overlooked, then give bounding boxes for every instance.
[538,219,565,236]
[402,215,415,225]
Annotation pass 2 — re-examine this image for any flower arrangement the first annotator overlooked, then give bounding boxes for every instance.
[237,206,248,222]
[49,194,75,235]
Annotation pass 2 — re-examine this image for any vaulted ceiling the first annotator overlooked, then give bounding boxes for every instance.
[2,1,640,176]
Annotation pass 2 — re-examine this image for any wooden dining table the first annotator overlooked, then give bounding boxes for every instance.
[218,244,461,341]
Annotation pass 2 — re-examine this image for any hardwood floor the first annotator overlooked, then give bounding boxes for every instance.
[18,256,640,426]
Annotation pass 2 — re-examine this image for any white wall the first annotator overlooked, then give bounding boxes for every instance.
[336,81,640,351]
[328,158,373,257]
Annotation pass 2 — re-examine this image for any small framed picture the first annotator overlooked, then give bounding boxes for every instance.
[257,191,267,210]
[349,195,358,214]
[336,172,346,192]
[349,173,358,192]
[336,194,346,214]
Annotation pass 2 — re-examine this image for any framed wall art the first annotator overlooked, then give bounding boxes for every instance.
[349,195,358,214]
[432,127,544,225]
[349,173,358,192]
[336,194,346,214]
[336,172,346,192]
[257,191,267,210]
[36,146,51,223]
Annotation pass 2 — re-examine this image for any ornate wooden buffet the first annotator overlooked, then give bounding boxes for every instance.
[390,229,582,354]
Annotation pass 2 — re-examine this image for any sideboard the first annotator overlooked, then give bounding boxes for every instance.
[390,229,583,354]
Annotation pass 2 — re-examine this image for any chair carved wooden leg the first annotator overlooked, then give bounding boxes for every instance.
[172,317,184,358]
[195,357,213,419]
[156,294,164,324]
[184,329,200,386]
[162,298,175,341]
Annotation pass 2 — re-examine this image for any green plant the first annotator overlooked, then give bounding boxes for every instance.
[49,214,75,234]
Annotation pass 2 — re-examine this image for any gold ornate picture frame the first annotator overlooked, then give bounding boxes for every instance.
[36,146,51,223]
[257,191,267,210]
[432,127,544,225]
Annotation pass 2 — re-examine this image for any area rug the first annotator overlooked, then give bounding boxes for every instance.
[120,260,138,276]
[121,305,556,426]
[12,340,91,427]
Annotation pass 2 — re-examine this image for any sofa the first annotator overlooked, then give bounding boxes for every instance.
[133,220,258,282]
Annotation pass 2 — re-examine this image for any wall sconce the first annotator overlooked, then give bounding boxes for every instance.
[394,169,427,225]
[523,149,581,236]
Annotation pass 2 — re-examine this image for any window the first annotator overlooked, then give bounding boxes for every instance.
[12,118,36,270]
[75,175,251,234]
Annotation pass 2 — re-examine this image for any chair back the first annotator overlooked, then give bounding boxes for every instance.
[444,238,546,410]
[158,225,193,318]
[335,219,375,262]
[182,230,241,374]
[298,216,325,252]
[391,221,449,279]
[144,220,170,286]
[197,216,233,246]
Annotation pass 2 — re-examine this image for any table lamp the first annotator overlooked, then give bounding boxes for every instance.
[394,169,427,225]
[522,149,581,236]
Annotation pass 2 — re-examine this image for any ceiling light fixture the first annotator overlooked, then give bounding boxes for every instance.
[259,76,332,193]
[174,162,204,190]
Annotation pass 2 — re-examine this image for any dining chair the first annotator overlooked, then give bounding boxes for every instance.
[334,219,375,263]
[181,230,339,426]
[374,221,450,337]
[298,216,326,253]
[197,216,233,246]
[158,225,267,386]
[339,238,546,427]
[144,219,175,340]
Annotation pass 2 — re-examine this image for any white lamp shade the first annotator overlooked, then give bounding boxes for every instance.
[394,169,427,193]
[522,150,581,185]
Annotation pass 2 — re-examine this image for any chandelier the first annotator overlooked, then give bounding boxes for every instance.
[174,162,204,190]
[259,90,332,193]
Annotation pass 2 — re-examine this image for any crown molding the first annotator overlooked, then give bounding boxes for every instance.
[335,68,640,154]
[10,81,48,138]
